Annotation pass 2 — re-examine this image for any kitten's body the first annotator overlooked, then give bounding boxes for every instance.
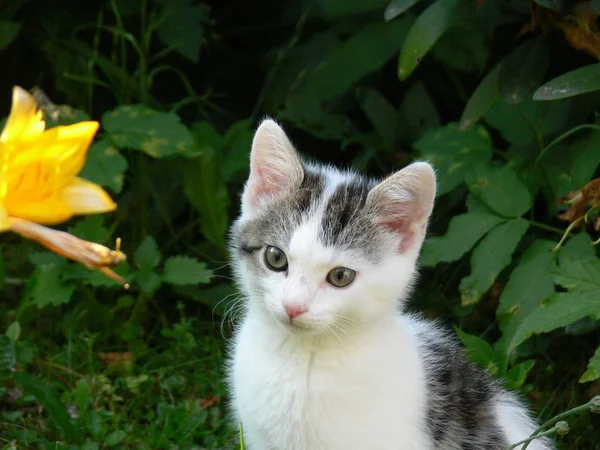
[228,119,552,450]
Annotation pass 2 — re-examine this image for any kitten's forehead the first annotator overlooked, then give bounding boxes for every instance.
[233,164,382,261]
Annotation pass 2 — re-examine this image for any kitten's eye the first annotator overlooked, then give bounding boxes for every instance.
[326,267,356,288]
[264,246,288,272]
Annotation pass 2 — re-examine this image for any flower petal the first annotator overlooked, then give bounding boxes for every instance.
[0,86,45,144]
[4,193,74,225]
[62,177,117,215]
[0,205,11,232]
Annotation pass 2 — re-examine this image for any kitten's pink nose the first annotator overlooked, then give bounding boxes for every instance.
[284,303,307,319]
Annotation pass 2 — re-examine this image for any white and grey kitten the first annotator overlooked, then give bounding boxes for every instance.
[227,119,553,450]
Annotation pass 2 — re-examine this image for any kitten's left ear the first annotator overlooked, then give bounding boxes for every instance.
[366,162,436,253]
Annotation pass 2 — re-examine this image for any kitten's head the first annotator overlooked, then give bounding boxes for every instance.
[230,119,436,335]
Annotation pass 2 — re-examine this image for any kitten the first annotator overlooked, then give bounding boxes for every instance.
[227,119,553,450]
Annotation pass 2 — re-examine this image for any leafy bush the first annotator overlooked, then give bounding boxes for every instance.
[1,0,600,448]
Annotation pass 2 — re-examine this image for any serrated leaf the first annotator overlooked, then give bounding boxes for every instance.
[357,87,402,144]
[509,291,600,352]
[13,371,81,441]
[135,270,162,294]
[459,219,529,305]
[531,0,564,11]
[498,240,557,351]
[30,265,76,308]
[5,321,21,342]
[466,165,532,218]
[460,62,501,131]
[499,38,549,105]
[384,0,421,21]
[102,105,198,158]
[552,257,600,293]
[421,213,505,267]
[398,0,463,80]
[163,256,212,285]
[134,236,161,270]
[0,21,22,51]
[184,146,229,250]
[68,215,108,243]
[559,233,596,264]
[105,430,127,446]
[580,346,600,383]
[484,98,571,146]
[399,82,440,141]
[0,335,16,370]
[156,0,209,63]
[535,63,600,101]
[414,123,493,195]
[80,139,128,193]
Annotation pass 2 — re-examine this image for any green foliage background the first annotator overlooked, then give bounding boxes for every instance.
[1,0,600,448]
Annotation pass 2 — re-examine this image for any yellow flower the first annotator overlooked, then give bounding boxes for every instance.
[0,86,116,230]
[0,86,127,287]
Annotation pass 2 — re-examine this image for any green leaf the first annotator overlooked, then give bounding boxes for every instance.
[466,165,532,218]
[420,213,505,267]
[5,321,21,342]
[484,98,571,146]
[505,360,536,390]
[220,120,253,182]
[559,232,596,264]
[134,236,161,271]
[156,0,209,63]
[184,147,230,250]
[580,346,600,383]
[30,265,76,308]
[552,257,600,293]
[432,23,488,73]
[531,0,564,11]
[162,256,212,286]
[13,371,81,442]
[509,291,600,352]
[414,123,493,195]
[0,21,22,51]
[68,216,108,244]
[102,105,198,158]
[0,335,16,370]
[135,270,162,294]
[175,409,208,440]
[75,378,91,415]
[318,0,389,17]
[104,430,127,446]
[498,240,557,351]
[499,38,549,105]
[80,139,128,193]
[398,0,463,80]
[455,328,497,374]
[357,87,402,144]
[384,0,421,21]
[399,82,440,141]
[460,219,529,305]
[460,62,502,131]
[535,63,600,101]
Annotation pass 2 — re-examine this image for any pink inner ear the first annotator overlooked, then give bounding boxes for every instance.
[378,202,423,253]
[247,164,287,206]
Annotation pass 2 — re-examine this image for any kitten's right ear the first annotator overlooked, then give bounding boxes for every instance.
[241,119,304,214]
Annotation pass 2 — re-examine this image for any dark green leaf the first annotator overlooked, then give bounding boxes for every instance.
[399,82,440,141]
[580,346,600,383]
[102,105,198,158]
[460,219,529,305]
[535,63,600,101]
[592,0,600,13]
[68,216,108,244]
[499,38,549,105]
[221,120,253,181]
[531,0,563,11]
[135,270,162,294]
[5,321,21,342]
[460,62,501,131]
[75,378,90,414]
[318,0,389,17]
[357,87,402,144]
[384,0,421,21]
[505,360,536,390]
[134,236,162,270]
[398,0,463,80]
[552,257,600,293]
[498,240,556,351]
[13,372,81,441]
[30,265,76,308]
[0,21,22,51]
[156,0,209,63]
[104,430,127,446]
[80,139,129,193]
[162,256,212,286]
[421,213,505,267]
[175,409,208,440]
[184,147,230,250]
[0,336,16,370]
[432,22,489,73]
[466,165,532,217]
[455,329,497,374]
[414,123,493,195]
